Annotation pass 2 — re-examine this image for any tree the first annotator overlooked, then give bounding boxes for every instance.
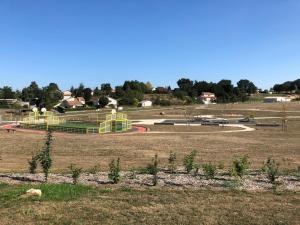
[83,88,92,102]
[21,81,42,102]
[74,83,85,97]
[0,86,15,99]
[98,96,109,108]
[145,81,153,93]
[101,83,112,95]
[42,83,63,109]
[237,79,257,94]
[177,78,194,95]
[93,87,101,97]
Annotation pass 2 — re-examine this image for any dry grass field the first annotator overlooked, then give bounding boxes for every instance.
[0,102,299,173]
[0,102,300,225]
[0,183,299,225]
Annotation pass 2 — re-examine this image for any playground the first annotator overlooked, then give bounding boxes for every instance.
[16,109,133,134]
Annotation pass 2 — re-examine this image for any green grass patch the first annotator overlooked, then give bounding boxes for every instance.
[0,183,95,204]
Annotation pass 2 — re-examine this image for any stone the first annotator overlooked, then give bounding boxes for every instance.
[24,188,42,197]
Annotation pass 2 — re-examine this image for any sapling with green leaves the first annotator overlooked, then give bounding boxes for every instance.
[40,129,53,182]
[203,163,217,179]
[168,151,177,173]
[231,155,250,178]
[69,164,83,185]
[183,150,197,173]
[28,155,38,174]
[263,157,279,184]
[147,154,159,185]
[108,158,121,184]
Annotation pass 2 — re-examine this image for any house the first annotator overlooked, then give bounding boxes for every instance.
[263,96,292,103]
[199,92,216,104]
[77,97,86,105]
[107,97,118,108]
[63,90,72,100]
[139,100,152,107]
[61,97,85,108]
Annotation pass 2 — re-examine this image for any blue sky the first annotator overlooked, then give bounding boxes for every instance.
[0,0,299,90]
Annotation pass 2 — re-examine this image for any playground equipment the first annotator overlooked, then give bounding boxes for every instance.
[21,108,132,134]
[21,108,62,129]
[99,112,132,133]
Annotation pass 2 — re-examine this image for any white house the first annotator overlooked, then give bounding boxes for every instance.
[263,96,292,103]
[199,92,217,104]
[107,97,118,108]
[139,100,152,107]
[63,90,72,100]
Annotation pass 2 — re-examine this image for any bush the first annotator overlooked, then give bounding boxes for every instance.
[203,163,217,179]
[168,151,177,173]
[183,150,197,173]
[263,157,279,184]
[231,155,250,178]
[28,155,38,174]
[69,164,83,185]
[108,158,121,184]
[147,154,159,185]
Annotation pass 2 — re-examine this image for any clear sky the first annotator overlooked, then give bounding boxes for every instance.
[0,0,299,90]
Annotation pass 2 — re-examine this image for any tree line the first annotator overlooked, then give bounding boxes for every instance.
[0,77,273,108]
[272,79,300,93]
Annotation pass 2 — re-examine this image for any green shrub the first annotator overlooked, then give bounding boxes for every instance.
[108,158,121,184]
[203,163,217,179]
[168,151,177,173]
[147,154,159,185]
[69,164,83,185]
[28,155,38,174]
[183,150,197,173]
[231,155,250,178]
[263,157,279,184]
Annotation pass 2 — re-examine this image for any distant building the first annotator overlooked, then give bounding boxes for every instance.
[61,97,85,108]
[199,92,216,104]
[63,90,72,100]
[263,96,292,103]
[139,100,152,107]
[107,97,118,108]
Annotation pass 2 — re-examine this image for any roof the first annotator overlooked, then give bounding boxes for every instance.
[77,97,85,102]
[63,91,72,96]
[64,98,82,107]
[140,100,152,103]
[201,92,215,95]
